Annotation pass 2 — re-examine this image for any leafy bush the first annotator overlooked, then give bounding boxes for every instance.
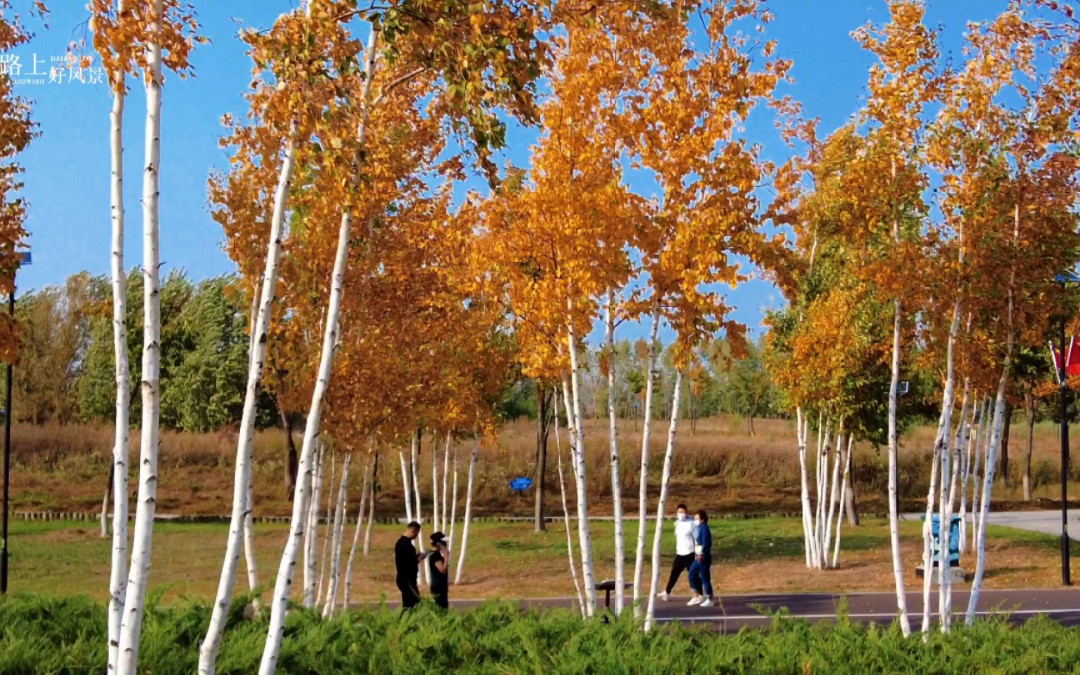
[2,594,1080,674]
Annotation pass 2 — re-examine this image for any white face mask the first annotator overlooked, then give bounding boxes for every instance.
[677,513,687,522]
[693,519,701,526]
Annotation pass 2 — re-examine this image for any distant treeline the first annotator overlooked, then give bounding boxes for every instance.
[6,271,791,433]
[6,270,277,431]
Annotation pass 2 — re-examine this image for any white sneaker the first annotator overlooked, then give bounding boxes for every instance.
[699,598,714,608]
[658,592,670,602]
[687,596,703,606]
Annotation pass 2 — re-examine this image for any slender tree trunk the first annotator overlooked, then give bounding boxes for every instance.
[967,361,1013,624]
[399,451,413,523]
[432,433,440,538]
[797,408,814,568]
[258,26,379,675]
[644,369,683,632]
[105,13,130,667]
[959,398,978,555]
[411,431,429,587]
[198,75,303,663]
[317,451,336,605]
[448,448,458,564]
[565,321,597,616]
[968,398,989,553]
[552,388,585,617]
[1000,403,1012,488]
[1024,393,1036,502]
[967,237,1017,625]
[242,473,260,612]
[116,4,163,668]
[283,410,298,501]
[633,309,659,616]
[101,464,113,539]
[921,301,960,634]
[442,434,451,533]
[454,438,478,584]
[605,290,626,614]
[344,460,370,609]
[303,444,325,608]
[940,383,969,632]
[888,297,911,636]
[832,435,853,568]
[823,423,844,567]
[363,451,378,556]
[535,381,549,533]
[844,449,859,527]
[322,454,351,618]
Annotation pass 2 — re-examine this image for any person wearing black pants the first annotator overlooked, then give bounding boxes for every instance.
[658,504,697,601]
[395,521,426,611]
[428,531,450,610]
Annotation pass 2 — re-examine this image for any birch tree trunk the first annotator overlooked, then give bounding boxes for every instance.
[317,451,336,605]
[242,475,260,611]
[432,433,440,536]
[633,309,659,616]
[967,276,1016,625]
[565,324,597,616]
[605,290,625,614]
[553,388,585,617]
[343,461,370,609]
[106,26,129,667]
[797,408,814,568]
[921,440,942,634]
[823,423,844,566]
[400,451,413,523]
[410,432,429,587]
[815,419,831,565]
[198,98,300,675]
[454,438,478,584]
[887,297,912,637]
[942,386,970,631]
[303,445,325,608]
[644,369,683,632]
[832,435,853,568]
[966,362,1012,624]
[448,449,458,564]
[322,454,351,618]
[967,398,989,553]
[258,24,379,673]
[363,451,377,556]
[442,434,451,532]
[116,4,163,668]
[101,466,112,539]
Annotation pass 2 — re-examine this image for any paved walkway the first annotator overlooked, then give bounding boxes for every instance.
[371,588,1080,632]
[901,509,1080,540]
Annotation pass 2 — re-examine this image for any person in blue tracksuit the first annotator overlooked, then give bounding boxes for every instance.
[687,510,714,607]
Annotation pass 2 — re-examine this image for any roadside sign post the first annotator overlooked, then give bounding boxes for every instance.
[1,249,29,595]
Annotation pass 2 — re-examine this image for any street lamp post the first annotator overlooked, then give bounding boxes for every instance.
[1,249,30,596]
[1053,270,1080,588]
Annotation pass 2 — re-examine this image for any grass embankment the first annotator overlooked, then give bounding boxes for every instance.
[2,595,1080,674]
[9,416,1080,518]
[7,519,1076,604]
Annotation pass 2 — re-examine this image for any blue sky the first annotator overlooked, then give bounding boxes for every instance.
[9,0,1013,342]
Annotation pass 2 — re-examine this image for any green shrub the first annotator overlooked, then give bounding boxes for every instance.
[2,594,1080,674]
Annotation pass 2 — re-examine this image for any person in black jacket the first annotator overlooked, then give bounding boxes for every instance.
[395,521,425,611]
[428,531,450,609]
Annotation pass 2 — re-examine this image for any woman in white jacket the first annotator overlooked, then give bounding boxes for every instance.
[657,503,696,601]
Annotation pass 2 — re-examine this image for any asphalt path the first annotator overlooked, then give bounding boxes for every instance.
[368,588,1080,632]
[900,509,1080,540]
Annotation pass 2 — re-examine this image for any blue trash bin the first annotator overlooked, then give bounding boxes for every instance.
[923,514,961,567]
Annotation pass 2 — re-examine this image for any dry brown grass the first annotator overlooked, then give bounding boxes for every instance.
[7,415,1077,518]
